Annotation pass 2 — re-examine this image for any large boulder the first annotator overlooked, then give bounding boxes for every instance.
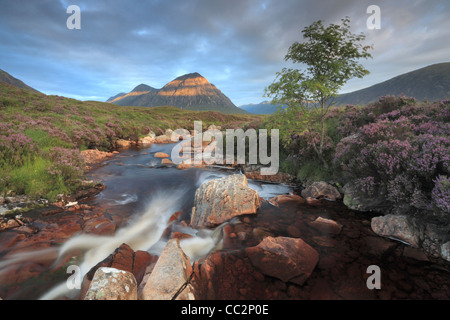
[190,174,260,229]
[301,181,341,201]
[140,239,195,300]
[371,215,420,247]
[246,236,319,286]
[84,267,137,300]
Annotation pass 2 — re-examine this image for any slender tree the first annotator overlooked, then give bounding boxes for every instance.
[265,17,372,167]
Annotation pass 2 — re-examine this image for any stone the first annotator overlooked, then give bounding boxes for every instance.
[161,158,174,165]
[84,267,137,300]
[79,243,151,299]
[154,152,169,158]
[190,174,260,228]
[154,135,171,144]
[343,182,388,212]
[246,236,319,286]
[140,239,195,300]
[441,242,450,262]
[268,194,305,207]
[371,215,420,247]
[301,181,341,201]
[308,216,343,235]
[116,139,135,148]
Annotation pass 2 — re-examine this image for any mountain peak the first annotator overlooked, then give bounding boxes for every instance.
[131,84,156,92]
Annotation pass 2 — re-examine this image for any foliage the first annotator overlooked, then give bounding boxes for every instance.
[264,17,372,167]
[0,83,259,199]
[334,97,450,215]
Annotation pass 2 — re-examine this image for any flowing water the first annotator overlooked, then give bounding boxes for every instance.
[0,142,293,300]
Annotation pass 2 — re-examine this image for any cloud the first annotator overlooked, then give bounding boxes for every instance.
[0,0,449,105]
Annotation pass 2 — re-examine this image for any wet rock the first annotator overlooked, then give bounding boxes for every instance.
[80,243,151,299]
[161,158,174,166]
[246,236,319,286]
[308,217,343,235]
[154,152,169,158]
[441,242,450,262]
[301,181,341,201]
[269,194,305,207]
[371,215,420,247]
[140,239,195,300]
[191,174,260,228]
[84,267,137,300]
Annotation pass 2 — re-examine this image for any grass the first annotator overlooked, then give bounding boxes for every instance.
[0,83,261,200]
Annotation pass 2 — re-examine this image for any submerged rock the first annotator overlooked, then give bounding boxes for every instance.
[190,174,260,228]
[84,267,137,300]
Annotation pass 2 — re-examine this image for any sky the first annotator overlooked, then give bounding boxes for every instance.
[0,0,449,106]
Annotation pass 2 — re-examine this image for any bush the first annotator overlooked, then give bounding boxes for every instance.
[334,97,450,215]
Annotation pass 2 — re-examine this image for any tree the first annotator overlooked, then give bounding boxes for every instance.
[265,17,372,168]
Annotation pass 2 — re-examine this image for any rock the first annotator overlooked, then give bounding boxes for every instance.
[116,139,135,148]
[371,215,420,247]
[268,194,305,207]
[80,149,114,167]
[154,152,169,158]
[190,174,260,228]
[161,158,174,166]
[246,236,319,286]
[154,135,171,144]
[308,217,343,235]
[84,267,137,300]
[441,242,450,262]
[177,163,192,170]
[79,243,151,299]
[138,135,155,145]
[301,181,341,201]
[343,182,388,212]
[140,239,195,300]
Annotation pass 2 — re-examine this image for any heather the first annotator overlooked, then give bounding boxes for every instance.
[334,96,450,216]
[0,83,258,200]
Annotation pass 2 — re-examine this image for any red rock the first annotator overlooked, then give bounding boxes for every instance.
[154,152,169,158]
[269,194,305,207]
[308,216,343,235]
[79,243,151,299]
[246,236,319,286]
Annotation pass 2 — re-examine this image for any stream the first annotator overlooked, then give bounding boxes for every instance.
[0,142,292,300]
[1,142,449,300]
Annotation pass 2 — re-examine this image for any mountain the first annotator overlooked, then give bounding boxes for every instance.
[0,69,40,93]
[239,101,286,114]
[108,73,248,114]
[335,63,450,106]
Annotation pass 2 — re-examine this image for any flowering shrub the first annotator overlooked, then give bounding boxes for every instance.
[0,128,39,168]
[432,175,450,213]
[46,147,85,188]
[334,97,450,215]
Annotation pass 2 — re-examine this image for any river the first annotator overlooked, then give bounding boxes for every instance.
[0,142,292,300]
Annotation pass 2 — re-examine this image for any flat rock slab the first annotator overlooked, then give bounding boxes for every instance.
[246,236,319,286]
[191,174,260,228]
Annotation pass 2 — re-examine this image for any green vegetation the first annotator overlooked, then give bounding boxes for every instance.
[265,17,372,169]
[0,83,260,201]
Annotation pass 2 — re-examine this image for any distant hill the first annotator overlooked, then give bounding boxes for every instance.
[108,73,248,114]
[335,63,450,106]
[0,69,40,93]
[239,101,286,114]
